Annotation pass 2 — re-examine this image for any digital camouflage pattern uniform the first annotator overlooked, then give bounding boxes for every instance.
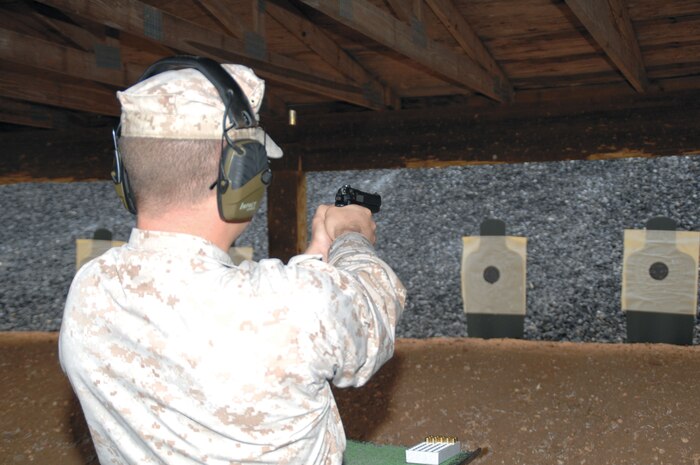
[60,229,406,465]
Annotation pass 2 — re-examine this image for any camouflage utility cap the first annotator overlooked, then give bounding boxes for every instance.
[117,64,282,158]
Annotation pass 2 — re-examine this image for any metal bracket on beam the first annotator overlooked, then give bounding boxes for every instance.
[245,31,267,60]
[94,44,121,69]
[143,5,163,41]
[339,0,353,20]
[410,16,427,48]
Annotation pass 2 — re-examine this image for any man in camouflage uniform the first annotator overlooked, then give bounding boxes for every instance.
[59,62,406,465]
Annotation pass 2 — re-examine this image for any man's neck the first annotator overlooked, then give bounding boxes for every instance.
[136,204,249,252]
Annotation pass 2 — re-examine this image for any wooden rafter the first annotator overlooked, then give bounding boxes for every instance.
[3,88,697,182]
[194,0,246,38]
[298,0,512,102]
[196,0,398,109]
[565,0,648,92]
[260,88,288,118]
[30,10,97,51]
[0,98,54,128]
[0,28,142,88]
[0,67,119,116]
[180,0,283,115]
[424,0,512,91]
[196,0,400,108]
[268,96,700,171]
[384,0,512,99]
[265,1,400,109]
[35,0,386,110]
[384,0,415,22]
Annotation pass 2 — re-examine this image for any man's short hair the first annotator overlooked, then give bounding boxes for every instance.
[119,137,220,215]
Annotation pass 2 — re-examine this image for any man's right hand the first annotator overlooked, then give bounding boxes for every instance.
[304,204,376,261]
[324,204,376,245]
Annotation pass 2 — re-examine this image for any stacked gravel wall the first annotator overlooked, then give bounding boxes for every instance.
[1,155,698,342]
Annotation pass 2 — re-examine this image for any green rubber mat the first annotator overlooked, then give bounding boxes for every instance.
[344,440,474,465]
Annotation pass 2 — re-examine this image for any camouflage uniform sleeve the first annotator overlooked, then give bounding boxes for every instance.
[293,232,406,388]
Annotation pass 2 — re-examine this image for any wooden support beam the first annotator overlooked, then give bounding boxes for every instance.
[31,10,98,51]
[267,91,700,171]
[0,67,119,116]
[565,0,649,92]
[250,0,267,62]
[0,28,142,88]
[0,98,54,129]
[252,0,265,35]
[36,0,385,110]
[260,89,289,119]
[3,86,698,182]
[267,169,307,263]
[0,126,114,183]
[413,0,424,21]
[424,0,512,91]
[384,0,412,22]
[195,0,246,38]
[265,1,399,109]
[298,0,512,102]
[387,0,424,22]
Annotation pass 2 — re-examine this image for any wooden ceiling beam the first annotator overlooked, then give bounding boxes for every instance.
[185,0,290,115]
[385,0,510,91]
[36,0,385,110]
[0,67,119,116]
[385,0,512,103]
[196,0,397,109]
[267,97,700,171]
[424,0,512,91]
[197,0,398,109]
[384,0,414,22]
[0,28,142,88]
[298,0,512,102]
[0,98,54,129]
[194,0,247,38]
[252,0,265,35]
[30,10,97,51]
[260,88,289,119]
[565,0,649,92]
[3,85,699,182]
[265,1,399,109]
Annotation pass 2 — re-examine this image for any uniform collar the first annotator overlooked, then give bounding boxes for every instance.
[127,228,234,266]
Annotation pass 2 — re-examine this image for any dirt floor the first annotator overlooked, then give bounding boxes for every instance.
[2,332,699,465]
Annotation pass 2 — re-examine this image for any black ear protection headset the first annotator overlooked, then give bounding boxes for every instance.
[112,55,273,222]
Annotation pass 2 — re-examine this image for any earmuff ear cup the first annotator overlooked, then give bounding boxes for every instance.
[217,140,271,222]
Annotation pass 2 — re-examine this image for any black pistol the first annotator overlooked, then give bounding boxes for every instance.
[335,185,381,213]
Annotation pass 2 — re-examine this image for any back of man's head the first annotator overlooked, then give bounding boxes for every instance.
[116,64,266,216]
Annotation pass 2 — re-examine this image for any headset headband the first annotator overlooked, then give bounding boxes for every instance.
[137,55,257,130]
